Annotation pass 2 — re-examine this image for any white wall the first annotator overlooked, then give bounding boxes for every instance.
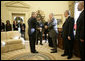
[1,1,69,39]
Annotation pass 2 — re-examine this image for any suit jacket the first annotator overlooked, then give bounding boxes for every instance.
[20,23,26,32]
[28,17,37,36]
[36,21,43,29]
[36,21,43,33]
[44,22,49,34]
[62,16,74,39]
[1,22,5,31]
[13,24,18,31]
[48,18,58,38]
[76,10,84,40]
[6,24,12,31]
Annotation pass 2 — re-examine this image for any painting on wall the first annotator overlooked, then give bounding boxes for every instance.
[57,19,62,25]
[54,14,63,28]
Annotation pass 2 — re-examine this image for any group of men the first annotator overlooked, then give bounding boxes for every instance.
[28,1,84,60]
[61,1,84,60]
[28,12,58,53]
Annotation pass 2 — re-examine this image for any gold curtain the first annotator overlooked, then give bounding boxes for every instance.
[68,1,75,17]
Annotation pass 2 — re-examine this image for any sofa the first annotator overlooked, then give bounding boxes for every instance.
[1,31,25,53]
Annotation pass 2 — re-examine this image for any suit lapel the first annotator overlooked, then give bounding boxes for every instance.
[63,16,69,26]
[77,10,84,23]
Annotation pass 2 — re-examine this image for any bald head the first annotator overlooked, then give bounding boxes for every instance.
[78,1,84,11]
[49,13,54,19]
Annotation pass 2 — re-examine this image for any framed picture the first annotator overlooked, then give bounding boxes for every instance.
[54,14,63,28]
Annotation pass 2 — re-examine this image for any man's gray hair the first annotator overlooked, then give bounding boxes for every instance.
[65,10,71,16]
[50,13,54,16]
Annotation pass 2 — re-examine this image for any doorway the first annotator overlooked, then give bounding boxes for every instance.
[12,13,25,32]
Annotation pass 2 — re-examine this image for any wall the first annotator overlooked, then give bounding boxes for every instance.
[1,1,69,40]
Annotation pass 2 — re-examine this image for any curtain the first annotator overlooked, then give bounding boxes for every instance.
[68,1,75,17]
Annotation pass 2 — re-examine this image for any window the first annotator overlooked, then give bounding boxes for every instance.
[74,1,81,24]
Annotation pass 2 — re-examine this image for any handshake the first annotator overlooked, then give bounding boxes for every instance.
[45,25,48,29]
[37,27,42,32]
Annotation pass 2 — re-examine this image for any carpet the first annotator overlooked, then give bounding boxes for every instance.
[11,52,56,60]
[1,41,80,60]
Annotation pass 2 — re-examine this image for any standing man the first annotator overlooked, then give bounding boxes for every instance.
[36,16,43,45]
[61,10,74,59]
[1,21,5,32]
[13,21,19,31]
[44,22,49,43]
[75,1,84,60]
[28,12,38,53]
[20,20,26,40]
[6,20,12,31]
[46,13,58,53]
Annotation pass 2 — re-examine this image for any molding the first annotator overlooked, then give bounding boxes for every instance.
[5,1,30,9]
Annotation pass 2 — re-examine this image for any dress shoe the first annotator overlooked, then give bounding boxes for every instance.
[67,56,72,59]
[49,45,54,47]
[51,51,57,53]
[61,54,68,56]
[36,43,38,45]
[34,51,38,53]
[31,51,38,53]
[40,44,43,45]
[51,49,55,50]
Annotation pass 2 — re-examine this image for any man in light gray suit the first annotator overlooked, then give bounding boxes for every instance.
[45,13,58,53]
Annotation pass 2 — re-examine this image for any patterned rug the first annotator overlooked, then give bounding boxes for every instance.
[1,41,80,60]
[11,52,56,60]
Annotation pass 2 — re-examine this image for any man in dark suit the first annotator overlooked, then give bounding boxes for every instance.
[61,10,74,59]
[6,20,12,31]
[44,22,49,43]
[28,12,38,53]
[44,22,54,47]
[20,20,26,40]
[13,21,19,31]
[1,21,5,32]
[75,1,84,60]
[36,17,43,45]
